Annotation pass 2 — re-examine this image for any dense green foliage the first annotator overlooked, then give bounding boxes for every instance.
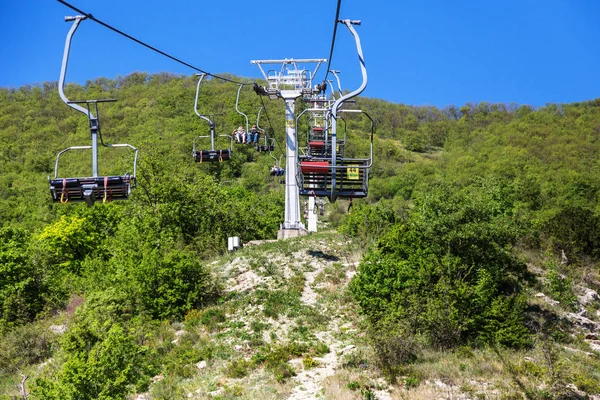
[0,74,287,396]
[343,98,600,385]
[350,180,531,351]
[2,72,600,397]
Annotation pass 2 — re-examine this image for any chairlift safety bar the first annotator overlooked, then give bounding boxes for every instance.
[53,144,139,181]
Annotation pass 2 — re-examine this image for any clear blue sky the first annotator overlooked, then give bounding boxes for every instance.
[2,0,600,108]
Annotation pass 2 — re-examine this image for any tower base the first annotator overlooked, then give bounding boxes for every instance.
[277,228,308,240]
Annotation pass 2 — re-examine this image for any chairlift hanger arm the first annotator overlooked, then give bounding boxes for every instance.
[328,19,367,203]
[331,20,367,121]
[256,107,264,132]
[330,70,343,98]
[59,15,93,119]
[58,0,249,87]
[235,84,249,133]
[194,74,214,127]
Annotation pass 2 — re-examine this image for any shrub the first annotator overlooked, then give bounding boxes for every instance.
[405,376,419,389]
[33,323,155,399]
[150,375,184,400]
[198,307,227,332]
[369,324,420,380]
[0,320,57,373]
[0,227,48,330]
[129,247,220,320]
[347,381,361,390]
[542,205,600,260]
[351,180,531,354]
[546,260,576,307]
[339,200,400,247]
[271,362,296,383]
[302,356,319,369]
[224,359,251,378]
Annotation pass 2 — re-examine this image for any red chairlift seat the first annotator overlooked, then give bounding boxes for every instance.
[300,161,329,173]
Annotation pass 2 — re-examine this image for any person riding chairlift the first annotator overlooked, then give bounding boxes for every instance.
[248,125,260,144]
[232,126,246,143]
[270,165,284,176]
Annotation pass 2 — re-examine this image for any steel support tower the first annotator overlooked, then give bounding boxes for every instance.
[251,59,326,239]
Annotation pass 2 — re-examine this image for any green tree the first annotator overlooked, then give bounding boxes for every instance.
[351,179,531,351]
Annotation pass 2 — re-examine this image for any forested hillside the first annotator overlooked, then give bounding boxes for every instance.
[1,73,600,398]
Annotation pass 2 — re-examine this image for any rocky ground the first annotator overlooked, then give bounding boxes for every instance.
[127,232,600,399]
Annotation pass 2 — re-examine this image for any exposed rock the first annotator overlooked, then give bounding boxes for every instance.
[534,292,560,306]
[565,383,589,399]
[566,312,599,331]
[49,324,67,334]
[563,346,595,357]
[226,269,264,293]
[37,358,53,370]
[578,287,600,306]
[341,345,356,353]
[171,329,186,344]
[588,340,600,352]
[208,388,223,397]
[585,333,599,340]
[434,379,451,389]
[245,239,278,247]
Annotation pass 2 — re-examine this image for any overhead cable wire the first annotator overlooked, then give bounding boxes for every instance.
[56,0,248,86]
[259,96,274,134]
[258,96,285,162]
[321,0,343,86]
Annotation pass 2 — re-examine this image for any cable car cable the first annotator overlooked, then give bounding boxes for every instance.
[321,0,342,88]
[258,96,284,161]
[56,0,248,86]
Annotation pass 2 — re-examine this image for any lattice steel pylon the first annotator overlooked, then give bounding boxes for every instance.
[251,59,326,238]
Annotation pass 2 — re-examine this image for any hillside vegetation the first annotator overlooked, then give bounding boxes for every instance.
[1,73,600,399]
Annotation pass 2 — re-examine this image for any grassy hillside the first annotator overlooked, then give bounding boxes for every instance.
[1,73,600,398]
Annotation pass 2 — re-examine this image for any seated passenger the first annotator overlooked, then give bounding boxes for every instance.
[232,126,246,143]
[248,125,260,144]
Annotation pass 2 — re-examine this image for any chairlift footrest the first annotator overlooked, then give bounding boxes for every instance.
[49,175,133,203]
[193,149,232,162]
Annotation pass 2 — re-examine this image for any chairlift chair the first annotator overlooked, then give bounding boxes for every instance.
[298,110,373,201]
[302,98,345,159]
[192,74,233,162]
[305,124,346,159]
[297,20,373,202]
[49,16,138,206]
[257,138,276,153]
